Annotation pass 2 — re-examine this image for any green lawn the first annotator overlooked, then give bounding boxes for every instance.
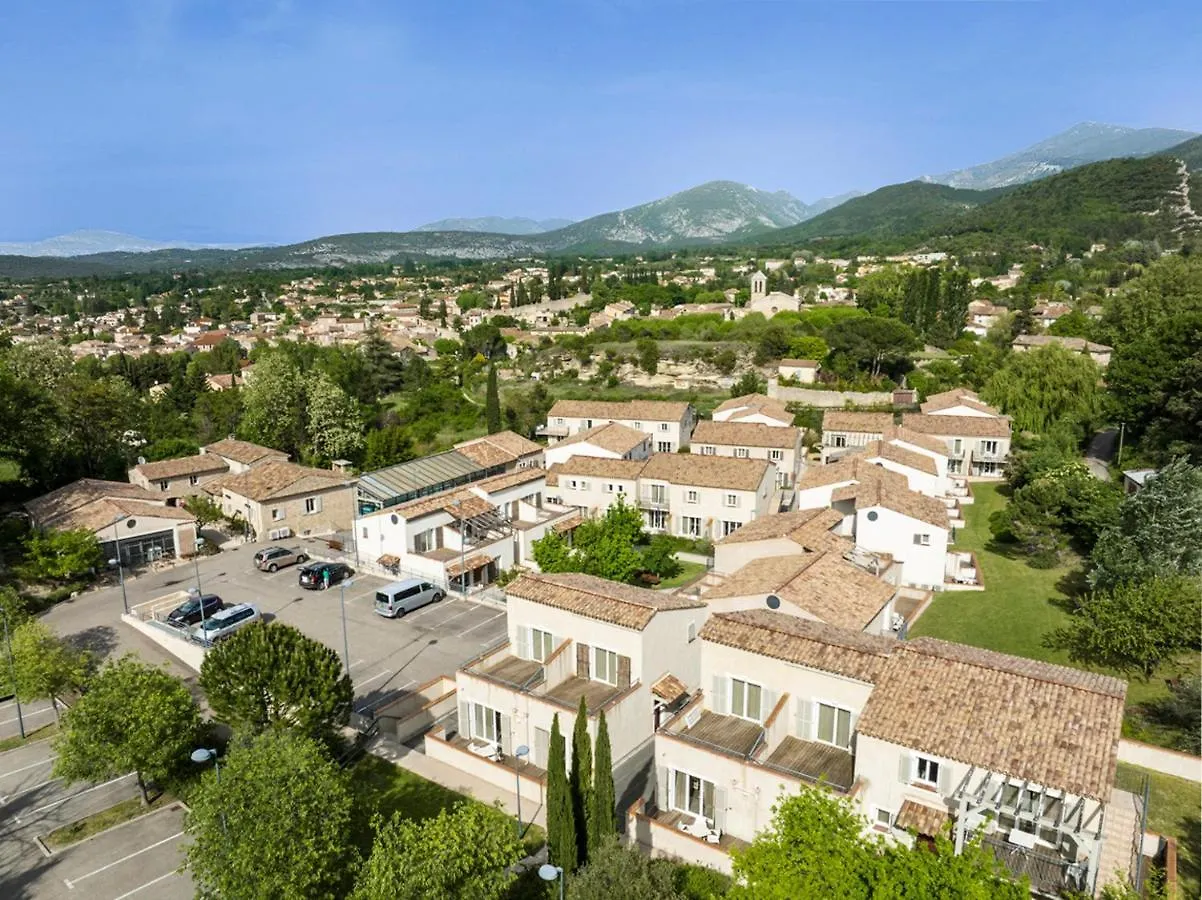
[1114,763,1201,899]
[0,721,57,752]
[658,561,707,590]
[45,793,177,849]
[910,483,1199,744]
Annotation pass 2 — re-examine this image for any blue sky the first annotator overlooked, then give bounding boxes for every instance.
[1,0,1199,244]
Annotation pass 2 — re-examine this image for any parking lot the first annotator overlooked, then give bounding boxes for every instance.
[0,698,60,744]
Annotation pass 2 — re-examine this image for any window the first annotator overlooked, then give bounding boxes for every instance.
[671,770,715,824]
[833,434,847,448]
[530,628,554,662]
[304,496,322,515]
[471,702,502,745]
[816,702,853,749]
[362,527,368,539]
[730,677,763,722]
[952,438,963,454]
[189,474,199,485]
[686,490,699,504]
[874,807,894,829]
[604,483,615,494]
[768,449,783,461]
[413,529,435,553]
[721,521,739,537]
[159,480,169,492]
[913,533,931,546]
[981,440,999,456]
[725,493,739,508]
[687,621,697,643]
[580,480,590,490]
[271,508,284,521]
[568,479,578,489]
[657,441,672,453]
[659,422,669,432]
[555,417,565,426]
[632,421,642,431]
[915,756,940,787]
[646,509,668,530]
[682,516,702,537]
[649,484,667,504]
[734,447,749,459]
[585,419,594,428]
[701,445,716,456]
[866,510,879,522]
[593,647,618,685]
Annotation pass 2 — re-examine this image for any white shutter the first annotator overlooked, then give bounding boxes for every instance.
[499,714,513,755]
[516,625,531,659]
[657,766,671,812]
[459,700,471,740]
[314,495,323,513]
[898,752,913,784]
[761,688,780,723]
[938,761,952,796]
[797,698,813,740]
[713,785,727,830]
[711,675,729,715]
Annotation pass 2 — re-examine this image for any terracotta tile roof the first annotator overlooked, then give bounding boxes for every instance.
[447,553,495,578]
[858,638,1126,801]
[901,413,1012,439]
[692,420,799,450]
[188,330,229,348]
[832,477,950,531]
[822,411,894,434]
[393,487,494,521]
[202,438,289,466]
[211,461,351,503]
[713,393,792,424]
[508,572,705,630]
[896,799,949,836]
[473,467,546,493]
[37,496,196,533]
[855,440,939,476]
[641,453,772,492]
[652,673,689,704]
[715,507,845,549]
[25,478,164,527]
[920,388,999,416]
[881,424,950,457]
[132,455,230,482]
[779,359,819,368]
[548,457,646,482]
[551,510,582,533]
[700,610,895,683]
[797,456,910,492]
[454,431,542,467]
[1012,334,1112,354]
[705,551,894,632]
[547,399,691,422]
[553,422,649,455]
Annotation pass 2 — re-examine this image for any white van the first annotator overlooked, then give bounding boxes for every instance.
[374,579,444,618]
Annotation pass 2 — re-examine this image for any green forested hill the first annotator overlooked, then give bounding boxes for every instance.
[1164,135,1202,172]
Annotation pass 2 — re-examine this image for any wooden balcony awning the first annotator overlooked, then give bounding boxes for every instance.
[376,554,401,568]
[896,799,950,837]
[447,553,494,578]
[651,673,689,705]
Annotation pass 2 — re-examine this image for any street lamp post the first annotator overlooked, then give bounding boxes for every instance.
[538,864,564,900]
[0,602,25,739]
[191,538,210,637]
[514,744,529,838]
[191,747,227,834]
[456,499,467,596]
[338,579,354,675]
[109,556,129,615]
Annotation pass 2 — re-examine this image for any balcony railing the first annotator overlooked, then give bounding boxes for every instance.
[638,495,671,510]
[982,834,1088,896]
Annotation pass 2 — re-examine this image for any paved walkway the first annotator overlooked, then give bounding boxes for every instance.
[1095,787,1141,896]
[1118,739,1202,783]
[367,737,547,828]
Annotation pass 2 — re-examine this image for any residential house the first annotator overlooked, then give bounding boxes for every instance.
[1031,302,1073,329]
[776,359,820,384]
[205,461,355,540]
[711,394,793,428]
[1121,469,1157,495]
[689,421,804,488]
[543,423,652,468]
[128,454,231,499]
[819,411,894,462]
[901,413,1012,478]
[919,388,999,418]
[453,431,544,471]
[186,330,229,352]
[633,610,1130,897]
[1011,334,1113,368]
[201,438,288,475]
[25,478,199,565]
[965,300,1005,337]
[539,400,696,453]
[425,572,709,804]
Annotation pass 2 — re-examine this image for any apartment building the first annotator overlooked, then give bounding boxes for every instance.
[539,400,696,453]
[425,572,708,803]
[632,610,1130,897]
[689,421,803,488]
[918,388,999,418]
[453,431,544,471]
[547,453,778,541]
[201,437,289,474]
[543,422,652,468]
[819,411,894,462]
[356,468,576,589]
[901,412,1012,477]
[712,393,793,428]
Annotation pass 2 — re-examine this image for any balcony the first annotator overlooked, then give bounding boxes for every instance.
[537,423,569,439]
[543,675,624,711]
[672,709,764,758]
[944,550,982,590]
[638,494,671,511]
[463,644,546,691]
[760,736,855,792]
[982,834,1089,897]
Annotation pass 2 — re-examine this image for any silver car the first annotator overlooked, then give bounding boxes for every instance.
[192,603,261,644]
[374,579,444,618]
[254,546,309,572]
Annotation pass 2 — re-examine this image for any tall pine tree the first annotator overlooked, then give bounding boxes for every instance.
[589,708,616,854]
[546,713,577,872]
[569,696,593,865]
[485,365,502,434]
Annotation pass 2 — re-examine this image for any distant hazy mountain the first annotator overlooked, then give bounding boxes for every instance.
[925,122,1198,190]
[0,229,251,258]
[413,216,575,235]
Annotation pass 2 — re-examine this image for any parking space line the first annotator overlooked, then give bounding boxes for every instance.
[419,605,482,630]
[64,831,184,888]
[459,611,506,637]
[0,756,57,779]
[1,706,56,726]
[2,776,59,801]
[16,772,134,824]
[111,870,180,900]
[355,670,392,689]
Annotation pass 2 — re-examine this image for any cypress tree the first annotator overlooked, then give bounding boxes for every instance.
[569,696,593,864]
[546,713,577,872]
[485,365,502,434]
[589,708,616,853]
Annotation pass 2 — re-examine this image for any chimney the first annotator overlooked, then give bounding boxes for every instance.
[331,459,353,474]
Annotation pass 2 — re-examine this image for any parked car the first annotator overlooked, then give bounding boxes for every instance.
[191,603,260,644]
[166,593,224,628]
[253,546,309,572]
[298,561,353,590]
[373,579,444,618]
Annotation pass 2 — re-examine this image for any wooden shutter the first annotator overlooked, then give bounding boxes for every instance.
[576,642,590,678]
[711,675,729,715]
[898,752,912,784]
[516,625,531,659]
[499,713,513,755]
[617,655,631,690]
[796,697,813,739]
[459,700,471,740]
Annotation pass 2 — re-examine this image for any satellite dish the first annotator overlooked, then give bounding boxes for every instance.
[766,594,781,610]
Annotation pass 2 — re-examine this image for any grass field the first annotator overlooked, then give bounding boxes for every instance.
[45,793,176,849]
[910,483,1199,743]
[0,721,57,752]
[1115,763,1201,899]
[657,561,707,590]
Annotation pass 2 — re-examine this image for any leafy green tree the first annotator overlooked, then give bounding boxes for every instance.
[19,529,103,582]
[1089,459,1202,590]
[546,713,578,872]
[54,656,201,803]
[636,338,659,375]
[306,370,364,463]
[640,535,683,580]
[199,621,353,744]
[788,335,828,362]
[589,709,615,854]
[823,316,919,379]
[11,620,90,720]
[461,323,507,361]
[184,494,225,529]
[1146,675,1200,754]
[567,837,683,900]
[570,696,593,864]
[532,498,648,584]
[753,326,792,365]
[982,344,1102,437]
[186,730,356,899]
[239,352,306,456]
[438,298,448,326]
[731,371,767,397]
[1045,576,1202,678]
[712,348,738,375]
[364,425,415,470]
[353,802,522,900]
[485,365,502,434]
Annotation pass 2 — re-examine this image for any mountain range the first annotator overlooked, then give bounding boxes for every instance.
[0,230,255,258]
[413,216,575,235]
